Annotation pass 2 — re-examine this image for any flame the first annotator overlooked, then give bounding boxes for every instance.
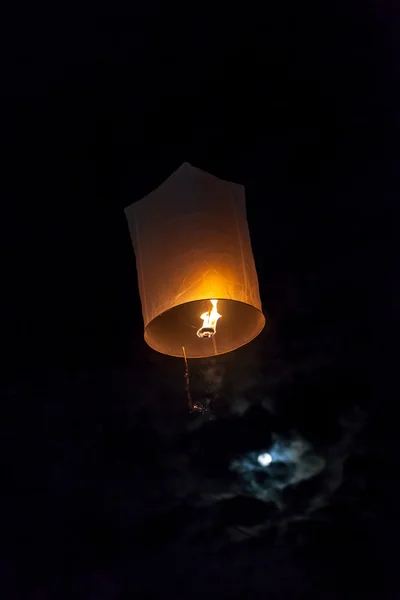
[197,299,222,338]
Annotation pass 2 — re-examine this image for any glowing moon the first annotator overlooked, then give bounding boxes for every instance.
[257,452,272,467]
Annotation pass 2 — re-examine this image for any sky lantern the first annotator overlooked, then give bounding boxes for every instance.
[124,163,265,359]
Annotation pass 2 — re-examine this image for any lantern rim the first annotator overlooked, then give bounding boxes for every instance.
[143,297,266,359]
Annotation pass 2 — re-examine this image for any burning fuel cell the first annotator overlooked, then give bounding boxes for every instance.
[197,299,222,338]
[124,163,265,358]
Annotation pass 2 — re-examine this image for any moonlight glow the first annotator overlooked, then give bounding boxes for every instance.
[257,452,272,467]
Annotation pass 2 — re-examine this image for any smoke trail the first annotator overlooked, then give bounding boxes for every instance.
[189,359,226,415]
[201,359,225,396]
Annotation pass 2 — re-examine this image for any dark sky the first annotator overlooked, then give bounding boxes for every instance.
[0,2,397,599]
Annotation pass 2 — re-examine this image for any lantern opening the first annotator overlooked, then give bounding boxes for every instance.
[197,299,222,339]
[143,298,265,358]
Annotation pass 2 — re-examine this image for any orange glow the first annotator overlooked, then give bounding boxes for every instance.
[197,299,222,338]
[124,163,266,358]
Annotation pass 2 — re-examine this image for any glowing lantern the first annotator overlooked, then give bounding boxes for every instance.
[124,163,265,358]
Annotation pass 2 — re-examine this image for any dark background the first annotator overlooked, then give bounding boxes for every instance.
[0,2,397,598]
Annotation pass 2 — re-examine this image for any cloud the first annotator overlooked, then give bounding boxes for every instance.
[230,432,326,504]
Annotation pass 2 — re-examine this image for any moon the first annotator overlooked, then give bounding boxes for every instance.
[257,452,272,467]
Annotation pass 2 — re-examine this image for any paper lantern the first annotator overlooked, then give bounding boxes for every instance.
[124,163,265,358]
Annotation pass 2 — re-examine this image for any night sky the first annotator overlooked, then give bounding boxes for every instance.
[1,3,397,599]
